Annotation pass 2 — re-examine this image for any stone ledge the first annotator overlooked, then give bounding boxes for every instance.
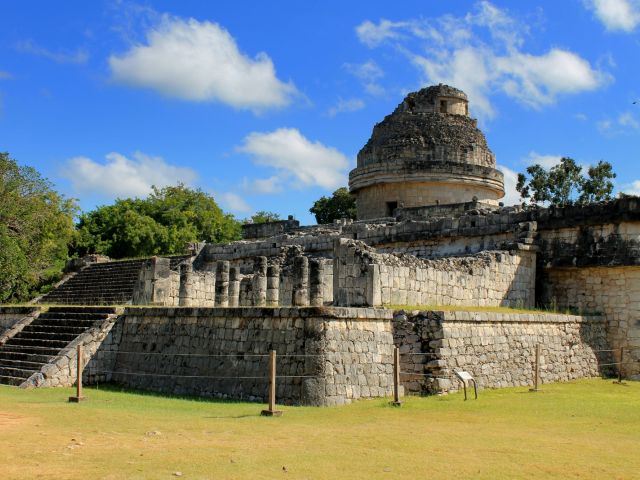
[122,306,395,320]
[397,309,604,323]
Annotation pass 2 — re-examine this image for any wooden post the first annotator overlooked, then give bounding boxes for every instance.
[392,346,402,406]
[614,347,625,384]
[68,344,87,403]
[529,343,540,392]
[261,350,282,416]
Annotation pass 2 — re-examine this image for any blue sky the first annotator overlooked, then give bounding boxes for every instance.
[1,0,639,224]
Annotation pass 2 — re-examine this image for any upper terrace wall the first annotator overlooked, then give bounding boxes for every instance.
[333,239,536,308]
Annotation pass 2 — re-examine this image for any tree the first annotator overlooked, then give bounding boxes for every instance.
[309,187,357,224]
[0,152,78,302]
[516,157,616,207]
[249,211,281,224]
[73,184,241,258]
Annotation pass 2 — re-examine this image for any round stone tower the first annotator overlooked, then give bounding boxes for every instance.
[349,84,504,220]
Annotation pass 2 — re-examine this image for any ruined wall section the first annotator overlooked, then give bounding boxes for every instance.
[333,239,536,309]
[394,310,611,394]
[542,266,640,378]
[88,307,395,406]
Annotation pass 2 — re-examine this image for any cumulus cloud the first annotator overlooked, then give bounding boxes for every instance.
[16,40,88,64]
[356,19,408,47]
[62,152,197,199]
[109,15,298,111]
[242,176,283,194]
[217,192,252,213]
[598,111,640,133]
[497,164,521,206]
[585,0,640,32]
[238,128,350,190]
[524,151,563,169]
[344,60,386,96]
[327,97,365,117]
[621,180,640,195]
[357,2,610,118]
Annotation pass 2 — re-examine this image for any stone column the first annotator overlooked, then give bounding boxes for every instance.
[215,260,230,307]
[228,266,241,307]
[266,265,280,306]
[178,262,193,307]
[252,256,268,307]
[293,256,309,306]
[309,259,324,307]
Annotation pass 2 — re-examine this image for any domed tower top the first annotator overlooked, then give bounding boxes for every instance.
[399,84,469,116]
[349,84,504,220]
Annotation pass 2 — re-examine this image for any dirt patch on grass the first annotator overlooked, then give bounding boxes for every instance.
[0,411,32,430]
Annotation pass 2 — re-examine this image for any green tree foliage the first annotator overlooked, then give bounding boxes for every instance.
[0,152,77,302]
[516,157,616,207]
[249,211,281,224]
[309,187,357,224]
[73,184,241,258]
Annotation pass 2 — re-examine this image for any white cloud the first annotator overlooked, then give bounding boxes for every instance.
[16,40,88,64]
[523,151,563,169]
[621,180,640,195]
[574,112,589,121]
[598,111,640,133]
[109,15,298,111]
[357,2,610,118]
[618,111,640,129]
[497,164,521,206]
[344,60,386,96]
[586,0,640,32]
[238,128,350,190]
[327,97,365,117]
[217,192,252,213]
[62,152,197,199]
[356,19,408,47]
[242,176,283,194]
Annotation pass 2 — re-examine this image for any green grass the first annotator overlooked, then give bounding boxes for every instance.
[0,379,638,479]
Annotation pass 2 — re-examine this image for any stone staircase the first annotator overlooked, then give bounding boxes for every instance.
[39,259,147,305]
[0,307,116,386]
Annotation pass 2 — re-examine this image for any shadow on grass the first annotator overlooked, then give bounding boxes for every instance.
[84,382,268,417]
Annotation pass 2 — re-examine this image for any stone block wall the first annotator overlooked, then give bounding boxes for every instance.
[542,266,640,378]
[87,307,395,406]
[393,310,611,395]
[0,307,39,334]
[333,239,536,308]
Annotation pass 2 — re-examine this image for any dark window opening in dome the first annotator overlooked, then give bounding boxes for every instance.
[465,104,469,115]
[440,100,447,113]
[386,201,398,216]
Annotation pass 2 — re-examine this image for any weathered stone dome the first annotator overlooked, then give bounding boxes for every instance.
[349,84,505,220]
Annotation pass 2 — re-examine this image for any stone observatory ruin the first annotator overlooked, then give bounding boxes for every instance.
[350,84,505,219]
[0,84,638,406]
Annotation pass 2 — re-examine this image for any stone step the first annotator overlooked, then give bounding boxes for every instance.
[0,358,49,370]
[12,331,81,342]
[0,350,56,363]
[38,312,111,320]
[29,319,97,329]
[46,307,117,314]
[0,375,26,386]
[4,338,70,348]
[21,325,89,335]
[0,366,37,380]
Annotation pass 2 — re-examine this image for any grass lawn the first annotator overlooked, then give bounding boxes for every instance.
[0,379,638,480]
